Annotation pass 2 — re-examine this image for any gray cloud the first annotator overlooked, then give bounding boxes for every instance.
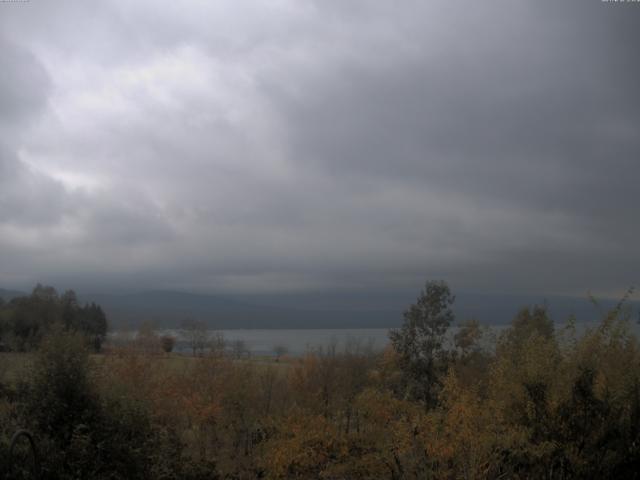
[0,36,50,130]
[0,0,638,296]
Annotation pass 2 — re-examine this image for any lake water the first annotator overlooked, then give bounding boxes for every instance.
[112,320,639,356]
[114,326,508,355]
[167,328,390,355]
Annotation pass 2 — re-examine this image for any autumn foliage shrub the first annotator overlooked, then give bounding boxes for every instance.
[2,283,640,479]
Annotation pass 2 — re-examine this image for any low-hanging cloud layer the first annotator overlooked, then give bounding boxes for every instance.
[0,0,638,296]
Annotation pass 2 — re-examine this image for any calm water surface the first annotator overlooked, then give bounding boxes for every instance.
[113,321,635,356]
[177,328,389,355]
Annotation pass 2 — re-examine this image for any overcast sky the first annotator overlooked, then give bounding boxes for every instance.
[0,0,638,296]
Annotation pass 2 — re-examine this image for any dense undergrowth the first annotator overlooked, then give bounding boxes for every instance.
[1,284,639,479]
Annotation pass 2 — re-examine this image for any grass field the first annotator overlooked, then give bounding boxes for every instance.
[0,350,294,389]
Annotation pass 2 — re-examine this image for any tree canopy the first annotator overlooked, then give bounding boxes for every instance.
[389,280,455,406]
[0,284,108,351]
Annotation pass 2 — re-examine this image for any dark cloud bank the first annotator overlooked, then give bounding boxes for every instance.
[0,0,638,309]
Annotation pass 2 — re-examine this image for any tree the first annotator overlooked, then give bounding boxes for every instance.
[181,318,210,356]
[61,289,79,330]
[32,283,58,301]
[273,344,288,361]
[498,305,554,358]
[25,327,187,478]
[231,339,249,359]
[211,331,226,356]
[511,305,554,341]
[160,335,176,353]
[453,318,483,355]
[81,302,108,351]
[389,280,455,407]
[26,327,96,446]
[0,285,108,352]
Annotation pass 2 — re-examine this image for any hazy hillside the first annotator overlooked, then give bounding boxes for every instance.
[77,290,638,330]
[0,288,24,302]
[79,290,398,330]
[2,286,634,330]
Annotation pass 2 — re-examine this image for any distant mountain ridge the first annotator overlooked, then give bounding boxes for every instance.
[76,289,639,330]
[2,286,636,329]
[78,290,400,330]
[0,288,25,301]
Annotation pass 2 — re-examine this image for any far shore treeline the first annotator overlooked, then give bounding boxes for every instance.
[0,284,107,352]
